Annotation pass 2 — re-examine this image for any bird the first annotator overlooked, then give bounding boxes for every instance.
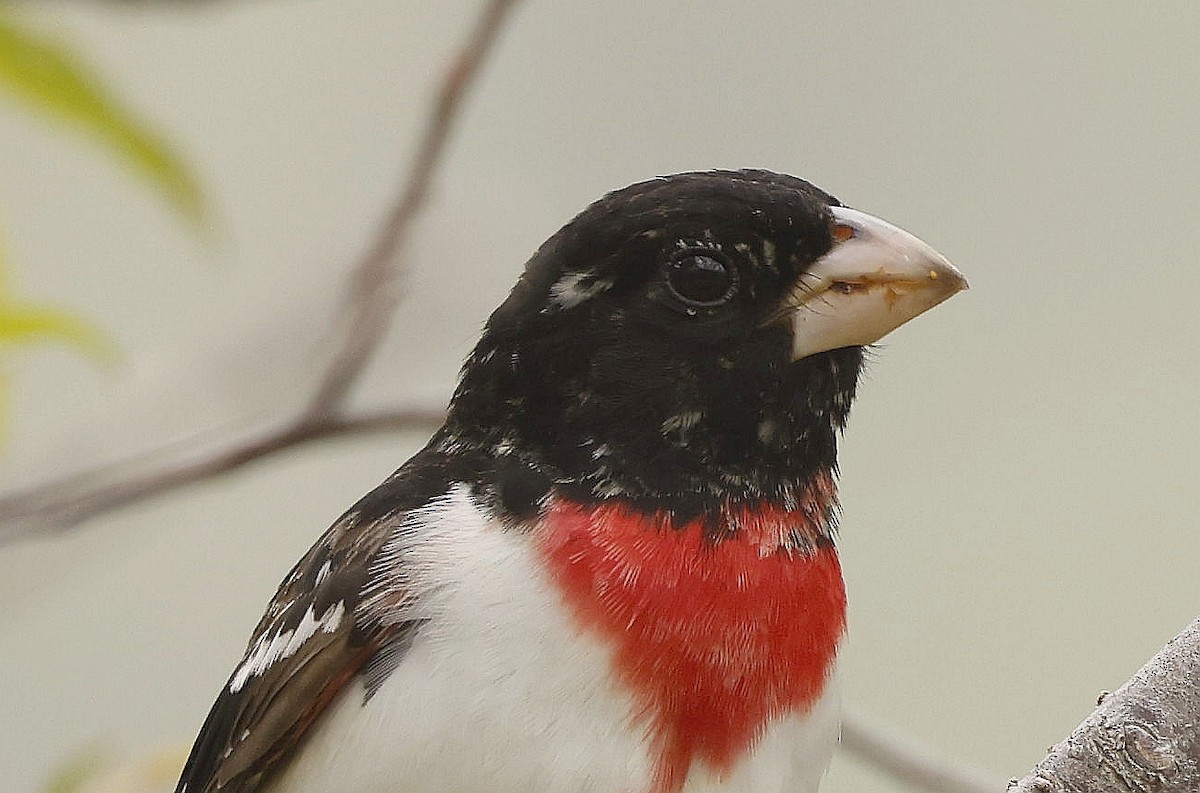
[175,169,966,793]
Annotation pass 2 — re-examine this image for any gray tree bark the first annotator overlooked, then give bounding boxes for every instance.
[1009,617,1200,792]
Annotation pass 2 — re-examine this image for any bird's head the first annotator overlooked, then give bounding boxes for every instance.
[446,170,965,517]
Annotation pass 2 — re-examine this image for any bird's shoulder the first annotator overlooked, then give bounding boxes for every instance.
[175,443,504,793]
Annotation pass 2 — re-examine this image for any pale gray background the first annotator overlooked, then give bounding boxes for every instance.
[2,2,1198,791]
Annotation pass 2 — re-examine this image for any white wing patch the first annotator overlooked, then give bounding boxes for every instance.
[314,560,334,587]
[229,601,346,693]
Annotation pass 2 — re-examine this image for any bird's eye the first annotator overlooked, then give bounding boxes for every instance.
[665,251,737,308]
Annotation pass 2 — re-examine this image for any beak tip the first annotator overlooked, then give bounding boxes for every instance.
[790,206,968,361]
[929,258,969,294]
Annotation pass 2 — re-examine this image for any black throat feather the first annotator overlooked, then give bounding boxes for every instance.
[439,325,863,526]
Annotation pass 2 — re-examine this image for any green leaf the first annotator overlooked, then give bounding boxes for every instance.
[0,301,117,363]
[0,7,206,226]
[0,199,119,446]
[0,218,117,365]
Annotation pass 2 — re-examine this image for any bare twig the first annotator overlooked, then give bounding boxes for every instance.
[1009,617,1200,793]
[304,0,521,421]
[840,706,1001,793]
[0,403,445,543]
[0,0,521,545]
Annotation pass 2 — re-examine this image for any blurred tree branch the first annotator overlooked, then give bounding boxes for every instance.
[0,404,444,541]
[0,0,517,543]
[303,0,519,420]
[841,707,997,793]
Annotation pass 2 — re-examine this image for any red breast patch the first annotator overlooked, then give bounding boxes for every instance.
[536,486,846,793]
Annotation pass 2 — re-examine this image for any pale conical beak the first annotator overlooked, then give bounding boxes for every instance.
[790,206,968,360]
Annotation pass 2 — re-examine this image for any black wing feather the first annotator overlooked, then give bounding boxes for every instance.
[175,502,417,793]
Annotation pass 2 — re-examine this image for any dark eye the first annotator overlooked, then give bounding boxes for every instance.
[665,251,737,308]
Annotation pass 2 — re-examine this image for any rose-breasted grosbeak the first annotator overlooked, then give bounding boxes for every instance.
[175,170,965,793]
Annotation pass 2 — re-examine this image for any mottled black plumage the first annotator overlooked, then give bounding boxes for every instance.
[444,170,862,522]
[176,170,871,793]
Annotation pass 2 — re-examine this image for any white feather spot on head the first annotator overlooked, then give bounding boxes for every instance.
[674,236,722,251]
[549,272,611,310]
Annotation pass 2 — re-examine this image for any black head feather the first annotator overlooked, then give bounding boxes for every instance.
[443,169,863,519]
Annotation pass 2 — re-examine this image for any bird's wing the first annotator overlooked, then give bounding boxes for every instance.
[175,504,420,793]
